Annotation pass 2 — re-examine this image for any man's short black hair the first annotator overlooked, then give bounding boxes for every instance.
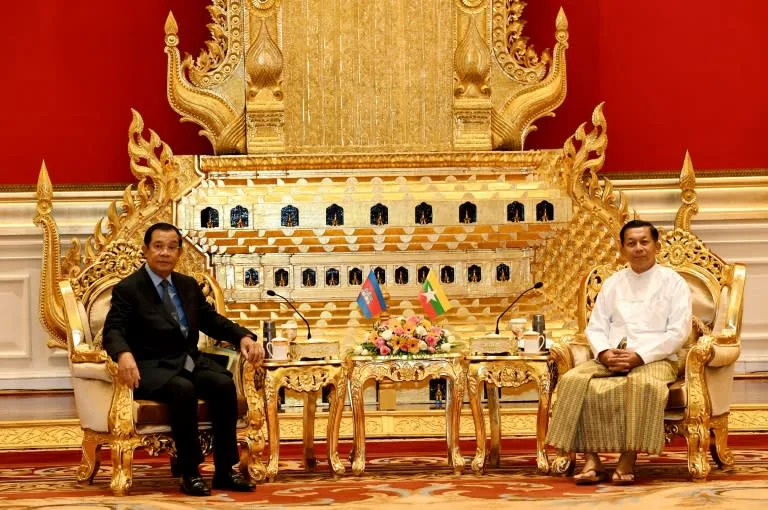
[619,219,659,245]
[143,222,183,246]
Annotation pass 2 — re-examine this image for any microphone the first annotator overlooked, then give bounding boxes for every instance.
[495,281,544,335]
[266,289,312,340]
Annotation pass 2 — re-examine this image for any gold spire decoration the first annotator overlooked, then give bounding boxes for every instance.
[33,161,67,349]
[675,151,699,231]
[490,7,569,150]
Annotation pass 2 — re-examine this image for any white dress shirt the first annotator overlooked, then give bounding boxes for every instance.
[586,263,692,364]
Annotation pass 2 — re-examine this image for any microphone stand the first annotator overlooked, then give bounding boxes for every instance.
[494,282,544,334]
[266,290,312,340]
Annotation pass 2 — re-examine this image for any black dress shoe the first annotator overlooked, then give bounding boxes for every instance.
[170,457,181,477]
[180,474,211,496]
[212,471,255,492]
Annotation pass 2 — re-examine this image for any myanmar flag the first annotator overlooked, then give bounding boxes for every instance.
[357,270,387,319]
[419,269,452,319]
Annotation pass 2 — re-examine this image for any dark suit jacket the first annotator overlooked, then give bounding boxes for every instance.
[103,266,254,393]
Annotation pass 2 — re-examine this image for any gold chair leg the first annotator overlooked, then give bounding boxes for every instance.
[109,438,139,495]
[685,421,712,481]
[709,414,735,469]
[265,380,281,482]
[239,426,266,482]
[549,450,575,476]
[76,430,102,484]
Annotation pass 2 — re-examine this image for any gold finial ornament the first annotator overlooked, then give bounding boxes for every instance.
[675,151,699,231]
[33,161,67,349]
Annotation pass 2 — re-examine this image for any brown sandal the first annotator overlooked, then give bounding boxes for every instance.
[611,470,636,485]
[574,469,609,485]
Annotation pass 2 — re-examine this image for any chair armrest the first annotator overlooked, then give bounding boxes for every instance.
[70,360,114,383]
[233,356,266,419]
[706,334,741,368]
[549,334,593,373]
[679,332,741,423]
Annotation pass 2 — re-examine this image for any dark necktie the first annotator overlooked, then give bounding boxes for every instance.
[160,280,179,323]
[160,279,194,372]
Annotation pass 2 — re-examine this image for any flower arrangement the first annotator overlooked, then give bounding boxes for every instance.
[355,315,453,357]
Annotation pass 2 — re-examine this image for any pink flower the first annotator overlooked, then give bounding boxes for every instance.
[379,345,391,355]
[431,327,442,335]
[407,315,420,325]
[425,335,437,347]
[428,346,436,353]
[394,327,405,336]
[374,337,385,347]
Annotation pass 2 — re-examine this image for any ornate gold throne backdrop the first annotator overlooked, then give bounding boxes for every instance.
[38,1,651,436]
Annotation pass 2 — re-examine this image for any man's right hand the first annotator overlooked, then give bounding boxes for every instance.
[117,352,140,389]
[598,349,631,373]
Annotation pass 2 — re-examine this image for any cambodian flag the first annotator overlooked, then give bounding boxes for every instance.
[357,270,387,319]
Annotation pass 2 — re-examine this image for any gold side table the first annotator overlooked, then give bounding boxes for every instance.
[263,359,347,481]
[347,354,467,475]
[466,354,552,474]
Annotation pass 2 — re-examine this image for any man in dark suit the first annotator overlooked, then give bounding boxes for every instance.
[104,222,264,496]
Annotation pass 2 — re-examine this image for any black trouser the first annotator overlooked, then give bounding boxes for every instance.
[137,368,238,477]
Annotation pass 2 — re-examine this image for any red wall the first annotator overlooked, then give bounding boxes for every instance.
[2,1,767,185]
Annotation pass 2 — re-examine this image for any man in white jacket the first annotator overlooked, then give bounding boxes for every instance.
[547,220,692,485]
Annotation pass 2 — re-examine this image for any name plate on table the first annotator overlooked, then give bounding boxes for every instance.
[469,334,518,355]
[291,338,340,360]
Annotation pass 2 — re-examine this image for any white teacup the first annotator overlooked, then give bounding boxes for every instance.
[267,338,291,360]
[522,330,545,353]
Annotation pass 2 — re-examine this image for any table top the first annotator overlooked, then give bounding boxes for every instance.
[262,358,344,368]
[465,353,549,361]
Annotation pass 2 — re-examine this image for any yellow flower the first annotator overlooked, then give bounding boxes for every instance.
[405,338,421,354]
[390,336,404,352]
[420,319,432,329]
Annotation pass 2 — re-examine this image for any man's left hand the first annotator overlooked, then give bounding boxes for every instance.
[240,336,264,364]
[614,350,644,371]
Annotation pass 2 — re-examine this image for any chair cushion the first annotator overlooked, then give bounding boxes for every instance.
[88,290,113,347]
[135,396,249,426]
[680,272,716,326]
[666,380,686,410]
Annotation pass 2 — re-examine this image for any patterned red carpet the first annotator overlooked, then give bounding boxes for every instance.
[1,437,767,509]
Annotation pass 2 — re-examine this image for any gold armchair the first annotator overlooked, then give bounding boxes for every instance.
[56,254,265,494]
[541,168,745,481]
[33,145,266,495]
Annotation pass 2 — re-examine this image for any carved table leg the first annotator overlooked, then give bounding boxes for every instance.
[265,377,281,482]
[535,371,551,473]
[448,371,466,474]
[303,390,318,471]
[467,370,487,474]
[487,382,501,468]
[350,369,368,476]
[444,376,454,468]
[327,377,347,477]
